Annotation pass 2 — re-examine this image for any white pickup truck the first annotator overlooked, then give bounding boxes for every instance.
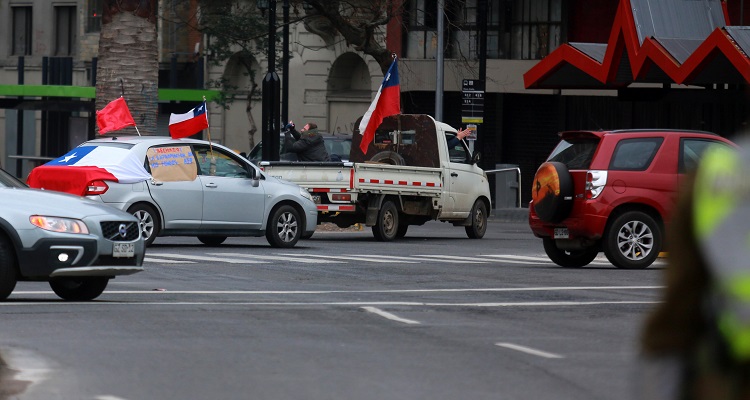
[260,114,491,241]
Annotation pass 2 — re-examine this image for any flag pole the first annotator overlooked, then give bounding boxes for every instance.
[203,96,216,175]
[134,125,142,136]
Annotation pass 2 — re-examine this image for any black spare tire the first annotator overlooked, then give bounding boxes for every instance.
[532,161,573,223]
[369,151,405,165]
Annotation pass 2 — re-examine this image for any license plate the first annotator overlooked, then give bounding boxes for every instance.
[113,242,135,258]
[554,228,569,239]
[311,195,321,204]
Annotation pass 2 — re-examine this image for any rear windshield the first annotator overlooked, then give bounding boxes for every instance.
[547,138,599,169]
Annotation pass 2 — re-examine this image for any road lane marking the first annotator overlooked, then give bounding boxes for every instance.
[148,253,257,264]
[362,306,421,324]
[211,253,345,264]
[0,300,659,307]
[412,254,489,263]
[144,257,195,264]
[278,253,420,263]
[8,286,663,295]
[495,343,564,359]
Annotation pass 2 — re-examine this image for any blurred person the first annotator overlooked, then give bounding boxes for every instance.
[638,143,750,399]
[284,121,329,162]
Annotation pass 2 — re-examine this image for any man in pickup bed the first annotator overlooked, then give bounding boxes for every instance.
[284,121,330,162]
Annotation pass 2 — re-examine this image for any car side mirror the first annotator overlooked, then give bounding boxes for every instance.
[471,151,481,165]
[248,166,260,187]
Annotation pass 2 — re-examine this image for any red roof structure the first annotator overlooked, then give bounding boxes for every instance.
[524,0,750,89]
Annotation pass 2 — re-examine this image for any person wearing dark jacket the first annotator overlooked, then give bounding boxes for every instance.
[284,121,330,162]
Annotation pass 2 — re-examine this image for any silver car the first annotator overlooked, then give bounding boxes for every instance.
[28,136,318,247]
[0,167,145,301]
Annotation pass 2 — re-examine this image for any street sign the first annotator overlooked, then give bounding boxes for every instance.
[462,79,484,124]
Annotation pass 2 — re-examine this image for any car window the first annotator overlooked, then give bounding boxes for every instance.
[609,138,663,171]
[680,138,733,173]
[0,167,27,188]
[194,145,248,178]
[446,133,469,163]
[326,139,351,161]
[547,138,599,169]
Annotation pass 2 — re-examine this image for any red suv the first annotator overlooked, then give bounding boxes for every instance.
[529,129,736,269]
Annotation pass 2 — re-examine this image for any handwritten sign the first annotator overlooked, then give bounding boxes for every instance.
[146,146,197,182]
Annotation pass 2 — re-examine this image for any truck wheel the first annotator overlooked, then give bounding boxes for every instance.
[396,222,409,238]
[370,151,405,165]
[465,200,488,239]
[542,238,598,268]
[266,205,302,248]
[0,237,18,301]
[128,203,160,246]
[49,277,109,301]
[372,200,399,241]
[198,236,227,246]
[603,211,661,269]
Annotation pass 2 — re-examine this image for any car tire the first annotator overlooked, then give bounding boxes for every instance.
[370,151,405,165]
[542,237,599,268]
[532,162,573,223]
[0,237,18,301]
[49,277,109,301]
[198,236,227,246]
[301,232,314,239]
[465,200,488,239]
[603,211,662,269]
[372,200,399,241]
[128,203,160,247]
[266,205,302,248]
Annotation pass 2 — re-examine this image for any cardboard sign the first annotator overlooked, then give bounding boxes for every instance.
[147,146,197,182]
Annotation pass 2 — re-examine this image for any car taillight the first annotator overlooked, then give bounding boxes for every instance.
[85,180,109,195]
[585,170,607,199]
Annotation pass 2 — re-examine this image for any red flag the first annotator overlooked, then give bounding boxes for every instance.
[168,102,209,139]
[96,97,136,134]
[358,58,400,153]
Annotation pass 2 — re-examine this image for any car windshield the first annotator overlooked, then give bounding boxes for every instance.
[0,167,28,188]
[547,139,599,169]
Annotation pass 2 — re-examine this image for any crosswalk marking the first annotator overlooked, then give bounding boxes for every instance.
[209,253,346,264]
[143,251,651,268]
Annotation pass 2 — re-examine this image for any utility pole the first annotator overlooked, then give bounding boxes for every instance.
[435,0,445,121]
[260,0,280,161]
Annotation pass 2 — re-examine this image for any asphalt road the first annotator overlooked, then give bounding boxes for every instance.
[0,217,665,400]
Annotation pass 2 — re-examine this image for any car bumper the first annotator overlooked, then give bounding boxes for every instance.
[17,236,145,280]
[528,200,609,240]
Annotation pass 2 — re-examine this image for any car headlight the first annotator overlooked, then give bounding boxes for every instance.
[299,188,313,202]
[29,215,89,234]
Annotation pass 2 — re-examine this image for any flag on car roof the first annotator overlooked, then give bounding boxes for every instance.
[169,102,209,139]
[96,97,136,135]
[358,57,400,153]
[26,145,151,196]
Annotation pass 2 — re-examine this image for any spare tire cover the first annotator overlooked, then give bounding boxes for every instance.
[370,151,405,165]
[532,161,573,223]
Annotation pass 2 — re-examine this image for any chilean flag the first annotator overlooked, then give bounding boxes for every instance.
[169,102,209,139]
[358,58,400,153]
[27,146,151,196]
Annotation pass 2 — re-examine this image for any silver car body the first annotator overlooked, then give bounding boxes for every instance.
[0,167,145,300]
[63,136,318,246]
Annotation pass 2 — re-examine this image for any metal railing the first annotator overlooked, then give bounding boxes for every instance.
[484,166,522,208]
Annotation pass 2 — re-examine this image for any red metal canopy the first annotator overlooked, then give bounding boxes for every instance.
[524,0,750,89]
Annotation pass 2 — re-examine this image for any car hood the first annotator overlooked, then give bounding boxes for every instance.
[1,187,135,219]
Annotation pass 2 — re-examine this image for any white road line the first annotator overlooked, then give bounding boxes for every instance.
[96,396,129,400]
[148,253,258,264]
[411,254,489,263]
[144,257,194,264]
[496,343,564,359]
[8,286,663,295]
[0,300,659,307]
[277,253,419,263]
[362,306,421,324]
[210,253,345,264]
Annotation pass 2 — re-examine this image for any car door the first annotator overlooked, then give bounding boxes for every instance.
[194,145,266,230]
[443,134,474,218]
[145,144,203,229]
